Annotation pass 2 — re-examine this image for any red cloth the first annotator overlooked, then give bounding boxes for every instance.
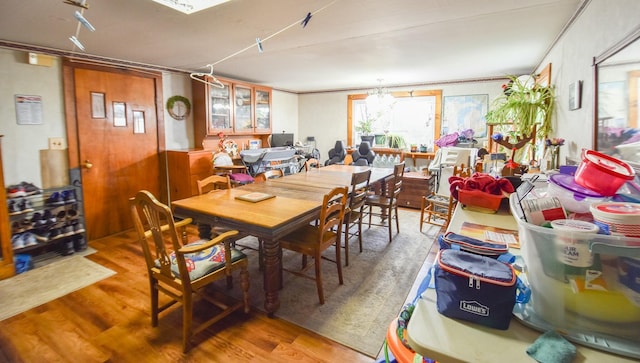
[448,173,515,200]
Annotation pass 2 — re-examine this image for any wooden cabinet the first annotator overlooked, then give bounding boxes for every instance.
[397,172,434,209]
[0,136,15,280]
[166,149,214,202]
[192,76,272,148]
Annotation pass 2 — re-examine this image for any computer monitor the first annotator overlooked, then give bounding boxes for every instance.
[271,133,294,147]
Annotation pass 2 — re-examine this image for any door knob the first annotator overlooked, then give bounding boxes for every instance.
[83,160,93,169]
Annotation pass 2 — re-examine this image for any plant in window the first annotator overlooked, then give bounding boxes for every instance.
[387,134,406,149]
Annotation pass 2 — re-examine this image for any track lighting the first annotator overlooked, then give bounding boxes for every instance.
[69,35,86,51]
[74,10,95,31]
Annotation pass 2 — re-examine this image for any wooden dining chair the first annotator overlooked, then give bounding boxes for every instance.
[254,168,284,183]
[129,190,250,352]
[279,186,348,304]
[304,158,320,171]
[419,163,472,230]
[196,174,231,195]
[365,162,405,243]
[342,169,371,266]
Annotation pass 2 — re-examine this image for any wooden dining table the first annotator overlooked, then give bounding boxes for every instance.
[171,164,394,316]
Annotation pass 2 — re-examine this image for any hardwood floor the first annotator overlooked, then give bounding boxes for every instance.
[0,228,374,363]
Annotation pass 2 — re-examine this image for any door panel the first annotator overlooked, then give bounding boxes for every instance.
[74,68,160,240]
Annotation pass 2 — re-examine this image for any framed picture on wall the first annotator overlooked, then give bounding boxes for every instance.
[442,94,489,137]
[113,101,126,127]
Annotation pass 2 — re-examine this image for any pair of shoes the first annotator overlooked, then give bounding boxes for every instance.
[20,181,42,196]
[61,240,75,256]
[73,236,87,252]
[62,189,76,204]
[8,199,34,215]
[31,210,56,228]
[46,192,65,206]
[11,233,37,249]
[6,185,27,198]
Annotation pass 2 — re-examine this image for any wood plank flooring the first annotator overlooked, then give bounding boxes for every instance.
[0,228,374,363]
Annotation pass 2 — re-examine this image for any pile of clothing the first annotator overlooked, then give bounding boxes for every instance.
[449,173,515,200]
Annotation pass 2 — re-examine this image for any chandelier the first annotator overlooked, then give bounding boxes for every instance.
[366,79,394,108]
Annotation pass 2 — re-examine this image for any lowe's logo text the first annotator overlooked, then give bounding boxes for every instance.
[460,300,489,316]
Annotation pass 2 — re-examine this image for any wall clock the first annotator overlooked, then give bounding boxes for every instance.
[166,95,191,120]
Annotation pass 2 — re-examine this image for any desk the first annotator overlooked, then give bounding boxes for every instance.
[406,203,638,362]
[171,164,393,316]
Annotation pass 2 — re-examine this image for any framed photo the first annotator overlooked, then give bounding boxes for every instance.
[443,94,489,137]
[113,101,126,127]
[133,110,145,134]
[569,81,582,110]
[91,92,106,118]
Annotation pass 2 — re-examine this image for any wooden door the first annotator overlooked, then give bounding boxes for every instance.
[73,68,161,240]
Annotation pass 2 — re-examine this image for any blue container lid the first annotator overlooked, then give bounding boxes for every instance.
[549,173,604,198]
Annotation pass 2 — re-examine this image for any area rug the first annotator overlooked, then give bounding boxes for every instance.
[0,251,116,321]
[220,209,443,358]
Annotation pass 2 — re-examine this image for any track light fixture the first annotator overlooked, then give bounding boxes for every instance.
[74,10,95,31]
[69,35,85,51]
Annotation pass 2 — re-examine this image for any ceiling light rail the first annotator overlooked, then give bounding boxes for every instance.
[190,0,338,84]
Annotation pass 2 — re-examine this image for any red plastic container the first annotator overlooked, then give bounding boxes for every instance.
[574,149,635,196]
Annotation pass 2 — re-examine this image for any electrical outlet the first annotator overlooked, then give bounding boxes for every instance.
[49,137,65,150]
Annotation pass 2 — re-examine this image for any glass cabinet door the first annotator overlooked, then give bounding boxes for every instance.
[233,84,253,133]
[254,86,271,132]
[207,79,233,134]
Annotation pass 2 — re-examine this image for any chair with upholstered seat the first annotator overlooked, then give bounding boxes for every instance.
[279,186,348,304]
[324,140,347,166]
[365,162,404,242]
[254,168,284,183]
[342,169,371,266]
[351,141,376,166]
[130,190,250,353]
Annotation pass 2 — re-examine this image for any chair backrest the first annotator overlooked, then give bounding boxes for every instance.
[352,141,376,165]
[318,186,348,248]
[130,190,186,283]
[326,140,346,165]
[197,174,232,194]
[348,169,371,214]
[386,162,405,199]
[254,168,284,183]
[304,158,320,171]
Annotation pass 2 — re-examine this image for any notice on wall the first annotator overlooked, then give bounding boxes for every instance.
[15,94,43,125]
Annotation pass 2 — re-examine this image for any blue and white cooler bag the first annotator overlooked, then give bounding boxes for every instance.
[434,248,517,330]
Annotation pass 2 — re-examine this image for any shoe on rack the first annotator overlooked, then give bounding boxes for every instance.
[8,200,22,215]
[6,185,27,198]
[17,198,34,213]
[72,222,85,234]
[20,181,42,196]
[61,240,75,256]
[11,234,25,249]
[42,210,57,226]
[46,192,65,206]
[49,228,63,241]
[35,229,50,243]
[23,232,38,247]
[62,189,76,204]
[11,221,24,233]
[61,225,75,237]
[73,236,87,252]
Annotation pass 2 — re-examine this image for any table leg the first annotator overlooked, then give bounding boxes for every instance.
[262,237,281,316]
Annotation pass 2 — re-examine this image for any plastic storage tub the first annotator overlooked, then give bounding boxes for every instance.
[509,194,640,357]
[574,149,635,196]
[546,173,609,213]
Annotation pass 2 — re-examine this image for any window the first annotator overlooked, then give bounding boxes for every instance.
[347,90,442,149]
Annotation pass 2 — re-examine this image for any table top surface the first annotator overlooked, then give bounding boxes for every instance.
[171,164,393,230]
[406,203,639,362]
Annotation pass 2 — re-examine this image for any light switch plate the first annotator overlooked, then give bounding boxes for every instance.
[49,137,65,150]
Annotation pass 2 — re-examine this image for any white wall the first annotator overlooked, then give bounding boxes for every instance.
[536,0,640,163]
[0,49,65,186]
[162,72,193,150]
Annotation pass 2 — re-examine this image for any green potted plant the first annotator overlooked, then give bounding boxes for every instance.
[356,117,375,145]
[387,134,406,149]
[485,75,556,140]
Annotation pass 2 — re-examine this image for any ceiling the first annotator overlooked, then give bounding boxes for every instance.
[0,0,584,93]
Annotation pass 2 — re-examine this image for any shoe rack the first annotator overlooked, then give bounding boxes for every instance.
[7,185,87,271]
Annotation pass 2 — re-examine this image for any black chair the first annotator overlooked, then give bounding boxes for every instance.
[351,141,375,166]
[324,140,346,166]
